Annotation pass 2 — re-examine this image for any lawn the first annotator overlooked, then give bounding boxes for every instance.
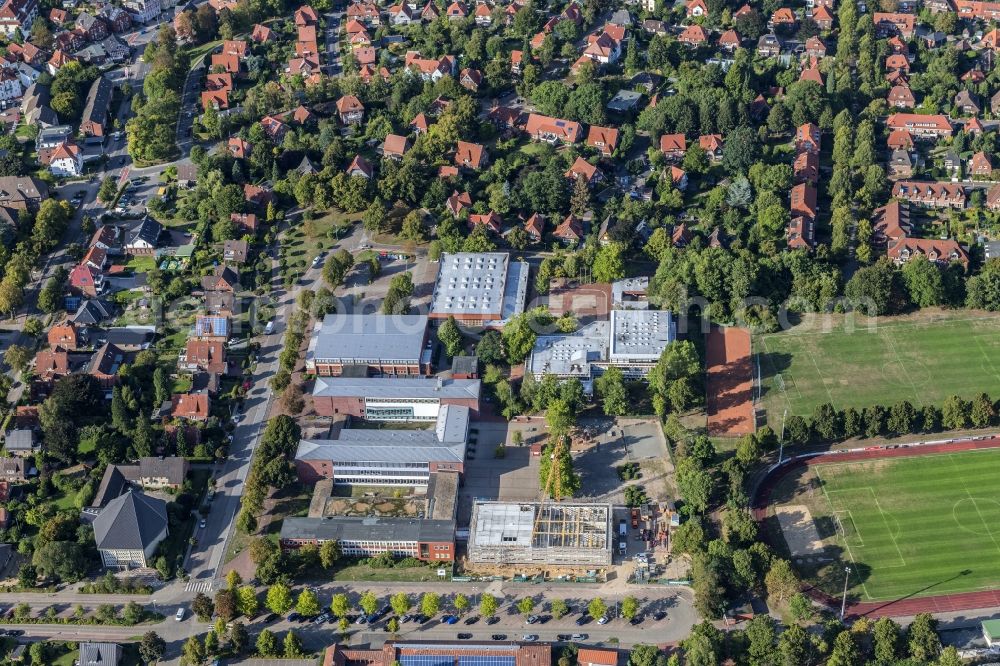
[280,211,358,277]
[757,311,1000,420]
[331,560,451,582]
[804,448,1000,601]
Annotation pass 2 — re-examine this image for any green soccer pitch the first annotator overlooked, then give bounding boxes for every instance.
[757,313,1000,419]
[810,449,1000,601]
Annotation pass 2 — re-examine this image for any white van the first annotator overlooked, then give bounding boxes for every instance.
[264,320,275,335]
[175,608,185,621]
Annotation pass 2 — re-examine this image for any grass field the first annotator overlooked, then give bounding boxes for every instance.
[758,312,1000,419]
[802,449,1000,601]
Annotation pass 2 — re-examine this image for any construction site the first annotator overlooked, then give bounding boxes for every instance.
[466,501,613,569]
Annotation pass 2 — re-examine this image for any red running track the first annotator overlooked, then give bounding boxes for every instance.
[752,436,1000,619]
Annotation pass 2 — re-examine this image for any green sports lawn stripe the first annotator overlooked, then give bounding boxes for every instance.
[803,448,1000,600]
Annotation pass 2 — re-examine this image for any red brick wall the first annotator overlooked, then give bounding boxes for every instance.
[418,540,455,561]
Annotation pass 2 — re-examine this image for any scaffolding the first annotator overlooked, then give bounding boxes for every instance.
[468,501,613,566]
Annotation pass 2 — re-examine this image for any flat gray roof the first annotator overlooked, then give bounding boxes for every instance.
[312,376,481,401]
[295,405,469,464]
[611,276,650,309]
[609,310,675,362]
[528,321,608,378]
[307,314,428,365]
[431,252,528,320]
[281,516,455,543]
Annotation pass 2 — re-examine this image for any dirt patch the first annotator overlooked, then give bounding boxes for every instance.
[706,326,755,436]
[776,504,825,557]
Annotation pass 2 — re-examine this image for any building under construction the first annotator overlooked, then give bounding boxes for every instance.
[467,501,612,567]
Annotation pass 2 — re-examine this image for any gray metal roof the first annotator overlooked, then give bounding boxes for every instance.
[431,252,528,320]
[528,321,609,379]
[280,516,455,543]
[307,314,428,365]
[609,310,675,361]
[92,490,167,551]
[312,376,481,400]
[4,429,34,451]
[79,642,122,666]
[296,405,469,464]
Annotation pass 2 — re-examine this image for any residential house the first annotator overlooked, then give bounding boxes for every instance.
[468,212,502,234]
[969,151,993,178]
[336,95,365,124]
[669,165,688,190]
[553,214,584,244]
[383,134,409,160]
[790,182,818,219]
[123,0,159,23]
[887,129,915,151]
[4,429,37,456]
[48,321,81,349]
[888,148,913,179]
[954,90,980,115]
[454,141,487,170]
[0,0,38,38]
[0,458,25,482]
[260,115,288,143]
[75,12,108,41]
[446,1,467,19]
[223,239,248,264]
[698,134,723,161]
[201,265,239,293]
[891,181,966,208]
[228,136,250,159]
[78,643,122,666]
[47,140,82,177]
[459,67,482,92]
[793,149,819,183]
[873,12,915,38]
[888,237,969,268]
[403,51,456,81]
[446,190,472,217]
[123,217,162,255]
[887,84,915,108]
[88,342,125,387]
[171,392,210,421]
[565,157,603,187]
[795,122,821,154]
[80,75,112,137]
[660,133,686,160]
[718,29,740,50]
[230,212,258,234]
[770,7,797,30]
[524,212,545,242]
[811,4,834,28]
[686,0,707,16]
[346,155,373,179]
[182,338,227,374]
[70,263,103,297]
[757,33,781,57]
[678,24,708,46]
[587,125,619,156]
[524,113,582,143]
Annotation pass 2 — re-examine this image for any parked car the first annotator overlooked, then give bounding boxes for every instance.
[175,608,185,621]
[570,634,588,641]
[525,615,539,624]
[652,611,667,621]
[443,615,459,625]
[486,616,500,625]
[464,616,479,625]
[491,634,507,641]
[597,615,609,625]
[522,635,538,642]
[457,633,473,640]
[288,612,302,623]
[575,616,589,626]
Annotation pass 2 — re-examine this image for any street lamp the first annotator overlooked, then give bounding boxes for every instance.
[839,566,851,620]
[778,408,788,464]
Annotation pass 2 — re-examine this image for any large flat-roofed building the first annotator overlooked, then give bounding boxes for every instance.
[312,375,481,420]
[430,252,529,326]
[305,314,432,376]
[295,405,469,485]
[608,309,676,370]
[280,516,456,561]
[468,501,612,566]
[527,310,676,392]
[324,641,552,666]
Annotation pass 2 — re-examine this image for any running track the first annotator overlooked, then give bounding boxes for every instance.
[752,436,1000,619]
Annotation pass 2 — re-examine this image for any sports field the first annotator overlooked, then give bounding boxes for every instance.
[757,313,1000,419]
[808,449,1000,601]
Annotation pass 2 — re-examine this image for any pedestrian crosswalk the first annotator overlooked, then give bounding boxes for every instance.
[185,580,214,593]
